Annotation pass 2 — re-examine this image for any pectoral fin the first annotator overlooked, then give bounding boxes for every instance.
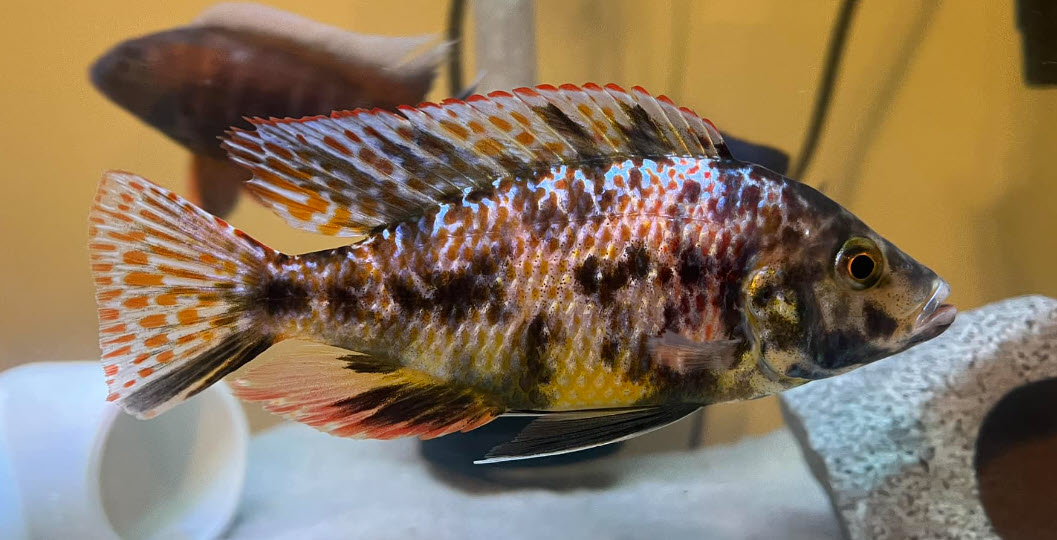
[476,403,700,464]
[647,333,742,373]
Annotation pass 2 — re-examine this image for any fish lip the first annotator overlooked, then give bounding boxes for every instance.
[911,280,957,342]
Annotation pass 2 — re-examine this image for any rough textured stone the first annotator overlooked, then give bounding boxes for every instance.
[781,295,1057,540]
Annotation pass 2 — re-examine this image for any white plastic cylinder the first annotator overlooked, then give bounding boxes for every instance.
[0,362,248,540]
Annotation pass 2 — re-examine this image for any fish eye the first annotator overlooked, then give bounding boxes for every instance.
[848,253,875,280]
[836,237,883,289]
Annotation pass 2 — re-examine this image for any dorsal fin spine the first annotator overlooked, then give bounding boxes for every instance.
[223,83,728,237]
[476,90,576,165]
[631,87,689,154]
[554,85,626,153]
[352,110,466,196]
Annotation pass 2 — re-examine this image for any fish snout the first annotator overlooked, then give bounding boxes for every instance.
[910,280,956,342]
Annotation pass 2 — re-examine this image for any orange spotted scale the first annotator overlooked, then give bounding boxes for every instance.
[89,83,955,462]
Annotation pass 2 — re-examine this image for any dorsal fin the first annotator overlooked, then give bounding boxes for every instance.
[222,83,731,236]
[192,2,449,93]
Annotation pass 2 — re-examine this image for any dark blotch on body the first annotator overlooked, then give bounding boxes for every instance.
[708,172,742,223]
[328,284,364,321]
[388,276,430,313]
[813,329,882,371]
[253,277,310,317]
[679,180,702,204]
[863,302,899,338]
[741,185,762,210]
[434,272,501,320]
[626,244,651,279]
[600,337,620,369]
[574,245,652,305]
[678,246,708,285]
[658,266,674,285]
[520,315,556,405]
[676,238,753,340]
[567,179,595,219]
[628,168,644,190]
[662,302,680,332]
[574,255,601,295]
[625,335,653,382]
[387,255,504,323]
[780,227,801,246]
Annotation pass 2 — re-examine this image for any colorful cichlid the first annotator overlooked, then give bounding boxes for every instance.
[88,83,956,462]
[90,2,448,217]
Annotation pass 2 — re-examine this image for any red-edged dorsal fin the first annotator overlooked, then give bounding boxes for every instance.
[222,83,729,237]
[231,341,504,439]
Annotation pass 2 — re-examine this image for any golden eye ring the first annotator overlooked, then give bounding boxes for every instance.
[836,237,883,289]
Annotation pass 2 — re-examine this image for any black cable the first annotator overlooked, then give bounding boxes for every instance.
[447,0,466,97]
[790,0,859,180]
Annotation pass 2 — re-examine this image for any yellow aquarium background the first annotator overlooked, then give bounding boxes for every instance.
[1,0,1054,445]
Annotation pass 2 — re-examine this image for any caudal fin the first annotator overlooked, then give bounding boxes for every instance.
[88,171,277,418]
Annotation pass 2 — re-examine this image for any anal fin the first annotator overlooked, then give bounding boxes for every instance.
[231,341,504,439]
[476,404,701,464]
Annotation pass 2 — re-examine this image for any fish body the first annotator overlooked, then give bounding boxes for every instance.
[90,2,447,216]
[88,83,955,461]
[255,159,807,411]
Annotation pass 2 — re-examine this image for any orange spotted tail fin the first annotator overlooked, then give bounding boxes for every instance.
[88,171,277,418]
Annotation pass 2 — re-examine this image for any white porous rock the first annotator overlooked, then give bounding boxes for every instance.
[781,295,1057,540]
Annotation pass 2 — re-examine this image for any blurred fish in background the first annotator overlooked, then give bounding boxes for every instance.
[90,2,449,217]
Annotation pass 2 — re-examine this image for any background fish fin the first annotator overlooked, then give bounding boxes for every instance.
[647,334,742,373]
[232,340,504,439]
[222,83,726,236]
[476,403,700,464]
[189,155,249,218]
[192,3,446,105]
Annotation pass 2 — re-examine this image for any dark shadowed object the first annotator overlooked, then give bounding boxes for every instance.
[975,378,1057,539]
[1017,0,1057,85]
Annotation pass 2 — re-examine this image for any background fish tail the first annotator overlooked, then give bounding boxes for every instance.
[88,171,282,418]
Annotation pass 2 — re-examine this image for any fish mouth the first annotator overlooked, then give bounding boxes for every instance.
[909,280,957,344]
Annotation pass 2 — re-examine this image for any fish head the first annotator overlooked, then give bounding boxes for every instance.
[90,28,220,152]
[91,33,175,120]
[743,181,956,382]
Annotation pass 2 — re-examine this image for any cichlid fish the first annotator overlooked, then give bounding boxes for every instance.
[88,83,956,462]
[90,2,448,217]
